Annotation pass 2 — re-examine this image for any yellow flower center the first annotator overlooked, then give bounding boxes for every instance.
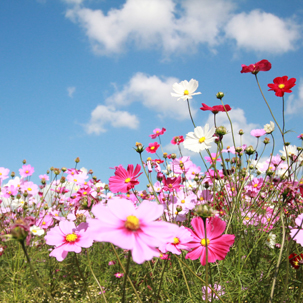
[74,179,77,182]
[156,131,159,133]
[27,187,32,191]
[181,199,185,204]
[231,187,235,191]
[25,170,29,173]
[150,146,155,150]
[42,221,46,225]
[245,217,250,221]
[294,261,299,266]
[83,191,87,195]
[199,137,205,143]
[184,89,189,95]
[278,84,285,89]
[254,184,258,188]
[125,178,131,183]
[201,238,210,246]
[125,215,140,231]
[173,237,180,244]
[65,233,78,242]
[147,157,152,161]
[32,229,37,233]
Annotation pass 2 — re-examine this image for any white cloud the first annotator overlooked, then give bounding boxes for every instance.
[65,0,235,55]
[65,0,300,56]
[67,86,76,98]
[286,79,303,115]
[225,9,300,54]
[105,72,198,120]
[205,108,259,148]
[85,105,139,134]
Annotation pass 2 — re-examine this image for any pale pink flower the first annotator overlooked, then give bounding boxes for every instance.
[290,214,303,246]
[202,283,225,301]
[250,129,266,138]
[19,164,35,178]
[185,217,235,266]
[45,220,93,261]
[88,198,178,264]
[20,181,39,196]
[114,272,124,278]
[0,167,10,181]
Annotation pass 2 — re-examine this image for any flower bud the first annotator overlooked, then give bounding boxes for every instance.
[75,157,80,163]
[239,129,244,135]
[22,159,26,164]
[134,142,144,154]
[88,169,93,175]
[163,152,168,159]
[171,153,177,159]
[60,176,66,184]
[263,137,270,144]
[11,226,28,242]
[54,168,61,175]
[281,156,286,161]
[11,172,15,178]
[61,167,67,172]
[194,204,218,219]
[284,142,290,147]
[216,126,227,136]
[235,147,242,153]
[104,184,109,190]
[216,92,224,100]
[157,172,164,182]
[176,205,183,213]
[245,145,255,155]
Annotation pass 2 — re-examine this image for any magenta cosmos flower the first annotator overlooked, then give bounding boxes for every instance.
[185,217,235,266]
[240,59,271,74]
[88,198,179,264]
[146,142,160,154]
[19,164,35,178]
[45,220,93,261]
[109,164,142,193]
[149,128,166,139]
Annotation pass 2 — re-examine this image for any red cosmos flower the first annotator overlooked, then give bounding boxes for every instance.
[171,136,184,145]
[268,76,296,97]
[146,142,160,154]
[162,176,182,192]
[240,59,272,74]
[109,164,142,193]
[149,128,166,139]
[289,253,303,269]
[200,103,232,114]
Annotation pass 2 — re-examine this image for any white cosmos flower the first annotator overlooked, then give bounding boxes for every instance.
[265,233,276,249]
[30,225,45,236]
[171,79,201,101]
[183,124,215,153]
[264,121,275,134]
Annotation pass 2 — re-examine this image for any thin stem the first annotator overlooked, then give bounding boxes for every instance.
[156,257,169,302]
[74,253,93,303]
[177,257,193,301]
[187,99,196,128]
[203,218,209,302]
[110,244,143,303]
[87,249,108,303]
[20,241,55,303]
[122,250,132,303]
[282,96,285,134]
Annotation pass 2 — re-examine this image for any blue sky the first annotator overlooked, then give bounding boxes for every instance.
[1,0,303,185]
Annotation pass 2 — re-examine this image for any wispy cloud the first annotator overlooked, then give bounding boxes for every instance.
[286,79,303,115]
[67,86,76,98]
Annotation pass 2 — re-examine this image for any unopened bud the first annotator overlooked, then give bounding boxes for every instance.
[93,176,97,180]
[239,129,244,135]
[163,152,168,159]
[235,147,242,153]
[245,145,255,155]
[281,156,286,161]
[104,184,109,190]
[88,169,93,175]
[284,142,290,147]
[194,204,218,219]
[216,126,227,136]
[171,153,177,159]
[263,137,270,145]
[216,92,224,100]
[75,157,80,163]
[134,142,144,153]
[176,205,183,213]
[11,172,15,178]
[22,159,26,164]
[60,176,66,184]
[54,168,61,175]
[61,167,67,172]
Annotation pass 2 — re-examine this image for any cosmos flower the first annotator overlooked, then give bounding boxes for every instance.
[268,76,296,97]
[19,164,35,178]
[171,79,201,101]
[146,142,160,154]
[88,198,178,264]
[109,164,142,193]
[240,59,271,74]
[149,128,166,139]
[250,129,266,138]
[200,103,231,114]
[183,124,215,153]
[185,217,235,266]
[264,121,275,134]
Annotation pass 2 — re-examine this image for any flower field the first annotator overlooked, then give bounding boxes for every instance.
[1,60,303,302]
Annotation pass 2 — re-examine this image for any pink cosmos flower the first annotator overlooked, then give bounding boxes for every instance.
[185,217,235,266]
[162,176,182,192]
[0,167,10,181]
[146,142,160,154]
[250,129,266,138]
[1,185,18,198]
[20,181,39,196]
[159,226,192,255]
[114,272,124,278]
[37,214,54,229]
[108,261,116,266]
[171,136,184,145]
[19,164,35,178]
[88,198,178,264]
[204,153,221,165]
[290,214,303,246]
[109,164,142,193]
[149,128,166,139]
[39,174,49,182]
[202,283,225,301]
[45,220,93,261]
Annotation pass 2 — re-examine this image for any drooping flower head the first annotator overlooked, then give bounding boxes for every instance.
[171,79,201,101]
[185,217,235,266]
[240,59,271,74]
[200,103,231,114]
[268,76,296,97]
[171,135,184,145]
[109,164,142,193]
[250,129,266,138]
[183,124,216,153]
[88,199,179,264]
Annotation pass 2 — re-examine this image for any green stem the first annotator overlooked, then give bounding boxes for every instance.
[87,249,108,303]
[110,244,143,303]
[122,250,132,303]
[203,218,209,302]
[74,253,93,303]
[20,241,55,303]
[156,257,168,302]
[177,257,193,301]
[187,98,196,128]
